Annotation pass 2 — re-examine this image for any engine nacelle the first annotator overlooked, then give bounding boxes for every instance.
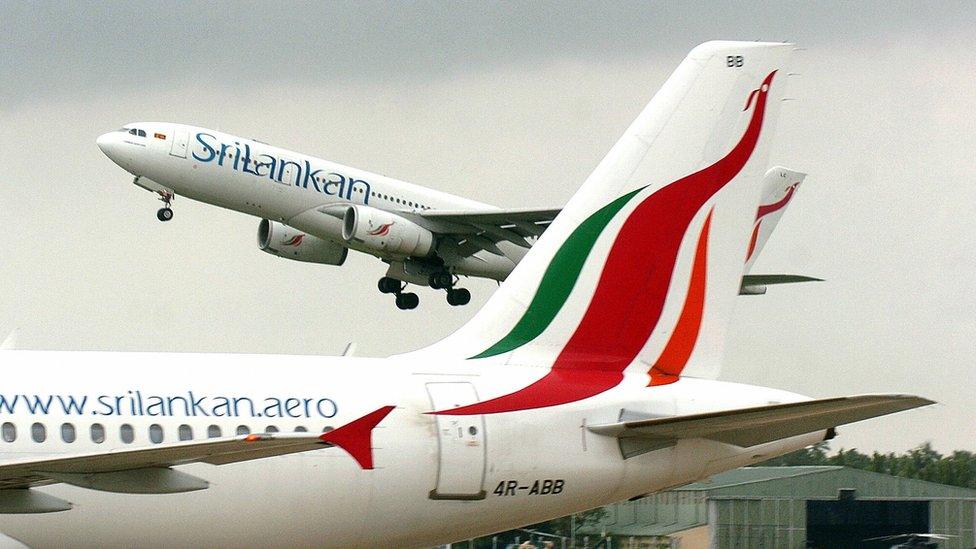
[258,219,348,266]
[341,205,434,258]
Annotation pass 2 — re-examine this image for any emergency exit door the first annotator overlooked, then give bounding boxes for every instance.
[426,382,487,500]
[169,130,189,158]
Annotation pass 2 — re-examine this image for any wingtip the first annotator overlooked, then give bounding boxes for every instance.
[318,406,396,469]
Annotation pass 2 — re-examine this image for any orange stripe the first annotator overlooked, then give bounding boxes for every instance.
[648,210,712,386]
[745,220,761,261]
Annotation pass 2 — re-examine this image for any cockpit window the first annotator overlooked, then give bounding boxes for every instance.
[138,129,146,137]
[126,128,147,137]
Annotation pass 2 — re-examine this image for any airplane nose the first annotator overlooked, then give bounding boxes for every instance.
[96,132,114,155]
[96,131,132,171]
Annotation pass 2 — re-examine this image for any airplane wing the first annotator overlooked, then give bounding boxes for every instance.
[587,395,933,458]
[0,406,394,512]
[0,432,331,492]
[413,207,561,256]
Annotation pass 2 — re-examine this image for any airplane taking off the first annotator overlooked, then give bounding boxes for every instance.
[96,90,815,310]
[0,42,927,547]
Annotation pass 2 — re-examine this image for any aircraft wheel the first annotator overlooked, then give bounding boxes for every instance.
[378,277,400,294]
[428,272,452,290]
[447,288,471,306]
[156,207,174,222]
[396,292,419,310]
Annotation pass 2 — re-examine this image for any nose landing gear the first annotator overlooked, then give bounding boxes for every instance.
[156,190,174,222]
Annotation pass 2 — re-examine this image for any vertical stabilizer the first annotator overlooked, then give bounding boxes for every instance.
[744,167,807,275]
[414,42,795,414]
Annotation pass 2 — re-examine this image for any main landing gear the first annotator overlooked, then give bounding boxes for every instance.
[156,191,174,222]
[429,272,471,307]
[378,277,419,311]
[377,273,471,310]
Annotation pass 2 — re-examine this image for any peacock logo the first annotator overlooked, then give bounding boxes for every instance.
[368,222,394,237]
[282,234,305,246]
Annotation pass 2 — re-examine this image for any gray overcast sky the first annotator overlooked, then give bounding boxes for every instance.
[1,1,974,452]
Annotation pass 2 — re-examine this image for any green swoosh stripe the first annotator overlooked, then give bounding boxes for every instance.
[470,187,644,359]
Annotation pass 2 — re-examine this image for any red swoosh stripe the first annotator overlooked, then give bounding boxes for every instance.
[436,71,778,416]
[649,210,712,386]
[756,183,798,220]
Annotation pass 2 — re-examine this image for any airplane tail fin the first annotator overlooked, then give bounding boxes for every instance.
[415,42,795,413]
[743,166,806,275]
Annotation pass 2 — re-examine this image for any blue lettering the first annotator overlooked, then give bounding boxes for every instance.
[316,398,338,418]
[56,395,87,415]
[242,143,259,175]
[191,132,218,162]
[254,154,276,179]
[276,159,301,184]
[233,396,255,417]
[146,396,165,416]
[348,178,371,203]
[189,391,209,417]
[323,173,344,196]
[302,160,322,192]
[95,395,115,416]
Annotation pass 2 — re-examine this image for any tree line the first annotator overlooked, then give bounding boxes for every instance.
[760,441,976,489]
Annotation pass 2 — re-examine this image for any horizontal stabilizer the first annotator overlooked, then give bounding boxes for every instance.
[588,395,933,455]
[739,274,823,295]
[742,274,823,286]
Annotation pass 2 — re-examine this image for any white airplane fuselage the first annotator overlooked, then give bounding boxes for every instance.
[96,123,523,281]
[0,350,818,547]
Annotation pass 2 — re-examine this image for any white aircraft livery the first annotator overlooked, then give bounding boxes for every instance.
[3,42,929,547]
[96,77,815,310]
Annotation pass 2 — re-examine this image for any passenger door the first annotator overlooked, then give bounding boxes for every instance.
[169,129,189,158]
[426,382,486,500]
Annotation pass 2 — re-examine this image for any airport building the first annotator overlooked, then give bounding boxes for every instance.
[579,466,976,549]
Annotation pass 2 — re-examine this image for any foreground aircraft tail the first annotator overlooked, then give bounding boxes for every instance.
[414,41,795,413]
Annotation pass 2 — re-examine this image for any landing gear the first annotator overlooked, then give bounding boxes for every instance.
[395,292,420,310]
[428,271,453,290]
[378,277,401,294]
[429,271,470,306]
[379,277,419,310]
[446,288,471,306]
[156,191,174,222]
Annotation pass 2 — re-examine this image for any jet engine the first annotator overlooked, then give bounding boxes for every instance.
[258,219,348,266]
[341,205,434,258]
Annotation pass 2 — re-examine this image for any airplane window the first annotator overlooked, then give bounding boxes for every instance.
[294,426,308,432]
[265,425,279,433]
[178,424,193,441]
[91,423,105,443]
[120,423,134,443]
[236,425,250,436]
[31,422,46,443]
[61,423,76,443]
[137,129,147,137]
[149,423,163,444]
[207,425,222,438]
[1,422,15,442]
[128,128,138,135]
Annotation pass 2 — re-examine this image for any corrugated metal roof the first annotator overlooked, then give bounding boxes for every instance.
[675,466,844,491]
